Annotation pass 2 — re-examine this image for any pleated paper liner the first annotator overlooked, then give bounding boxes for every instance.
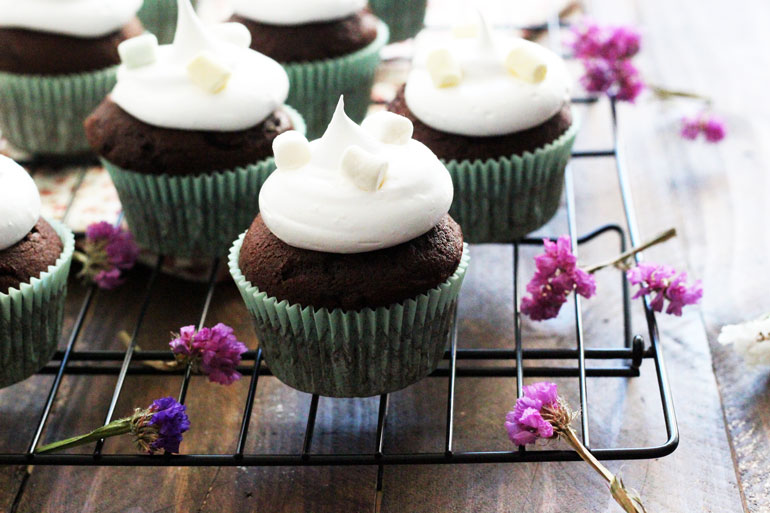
[103,105,305,259]
[283,21,389,139]
[446,120,579,243]
[0,220,75,389]
[229,235,470,398]
[369,0,427,42]
[137,0,200,45]
[0,67,116,156]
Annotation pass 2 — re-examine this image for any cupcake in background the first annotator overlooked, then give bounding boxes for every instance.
[0,155,75,388]
[138,0,199,44]
[0,0,143,156]
[230,0,389,138]
[388,15,578,243]
[230,98,470,397]
[85,0,305,258]
[369,0,427,42]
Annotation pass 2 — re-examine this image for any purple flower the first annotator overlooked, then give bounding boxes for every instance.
[626,263,702,316]
[580,59,616,94]
[614,60,644,102]
[93,269,124,290]
[520,236,597,321]
[570,22,641,61]
[146,397,191,454]
[505,382,560,446]
[79,221,139,289]
[170,324,248,385]
[680,114,726,143]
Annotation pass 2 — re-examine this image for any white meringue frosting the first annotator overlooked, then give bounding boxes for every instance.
[405,17,572,137]
[259,99,454,254]
[111,0,289,132]
[0,156,41,252]
[0,0,142,38]
[232,0,366,26]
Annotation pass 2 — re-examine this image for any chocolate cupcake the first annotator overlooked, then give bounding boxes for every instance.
[230,98,470,397]
[0,0,143,156]
[85,0,305,258]
[230,0,389,138]
[0,156,75,388]
[387,17,578,242]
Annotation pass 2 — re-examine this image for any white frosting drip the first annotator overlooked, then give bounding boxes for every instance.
[232,0,366,25]
[259,99,454,254]
[405,20,572,137]
[0,156,41,251]
[0,0,142,38]
[111,0,289,132]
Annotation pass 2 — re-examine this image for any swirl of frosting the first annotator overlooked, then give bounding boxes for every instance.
[0,156,41,251]
[259,99,454,254]
[232,0,366,26]
[111,0,289,132]
[404,18,572,137]
[0,0,142,38]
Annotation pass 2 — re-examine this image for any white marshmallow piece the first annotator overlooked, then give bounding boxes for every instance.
[361,111,414,145]
[452,23,478,38]
[340,145,388,192]
[426,48,462,88]
[273,131,311,171]
[505,46,548,83]
[210,22,252,48]
[186,51,232,94]
[118,33,158,69]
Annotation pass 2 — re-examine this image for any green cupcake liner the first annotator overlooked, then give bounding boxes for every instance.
[0,67,117,156]
[369,0,428,42]
[446,120,579,243]
[283,21,389,139]
[0,220,75,389]
[229,236,470,398]
[138,0,199,45]
[103,106,305,259]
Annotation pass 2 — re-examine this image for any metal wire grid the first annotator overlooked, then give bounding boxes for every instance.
[0,16,679,472]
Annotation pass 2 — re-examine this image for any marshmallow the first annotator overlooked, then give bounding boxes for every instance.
[118,33,158,69]
[426,48,462,88]
[340,145,388,192]
[452,23,478,38]
[505,46,548,83]
[361,111,414,145]
[186,51,232,94]
[273,131,311,170]
[210,22,252,48]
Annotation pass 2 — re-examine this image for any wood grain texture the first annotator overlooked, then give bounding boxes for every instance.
[1,0,767,510]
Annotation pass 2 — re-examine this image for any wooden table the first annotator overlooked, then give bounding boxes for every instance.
[1,0,767,511]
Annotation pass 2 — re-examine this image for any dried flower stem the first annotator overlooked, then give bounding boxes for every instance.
[36,419,131,454]
[584,228,677,274]
[117,330,180,371]
[648,84,711,105]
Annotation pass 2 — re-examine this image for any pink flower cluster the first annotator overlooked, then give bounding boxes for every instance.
[626,263,703,316]
[570,21,644,102]
[82,222,139,290]
[681,113,726,143]
[520,236,596,321]
[505,382,560,445]
[170,324,248,385]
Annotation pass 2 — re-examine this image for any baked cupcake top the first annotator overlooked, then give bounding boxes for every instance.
[232,0,367,25]
[405,16,571,137]
[0,0,142,38]
[111,0,289,132]
[259,98,454,254]
[0,155,41,251]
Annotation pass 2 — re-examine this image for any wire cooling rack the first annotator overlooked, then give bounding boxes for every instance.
[0,17,678,476]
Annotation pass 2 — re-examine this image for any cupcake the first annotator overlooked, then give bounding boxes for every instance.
[369,0,427,42]
[388,17,578,243]
[0,156,75,388]
[138,0,199,45]
[0,0,143,156]
[230,0,389,138]
[85,0,305,258]
[229,98,470,397]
